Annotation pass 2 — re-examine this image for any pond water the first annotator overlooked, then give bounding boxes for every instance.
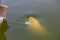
[1,0,60,40]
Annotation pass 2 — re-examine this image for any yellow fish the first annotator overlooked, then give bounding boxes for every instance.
[25,16,47,35]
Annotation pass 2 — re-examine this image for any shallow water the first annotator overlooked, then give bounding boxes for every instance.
[1,0,60,40]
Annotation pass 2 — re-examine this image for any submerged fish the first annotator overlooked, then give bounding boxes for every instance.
[25,16,47,34]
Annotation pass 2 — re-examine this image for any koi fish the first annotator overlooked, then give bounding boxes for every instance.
[25,16,47,34]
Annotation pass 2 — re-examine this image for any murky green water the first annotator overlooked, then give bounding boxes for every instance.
[1,0,60,40]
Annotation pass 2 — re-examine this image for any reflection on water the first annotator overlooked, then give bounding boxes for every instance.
[0,19,9,40]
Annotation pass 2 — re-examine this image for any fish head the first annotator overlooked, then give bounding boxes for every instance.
[28,16,37,23]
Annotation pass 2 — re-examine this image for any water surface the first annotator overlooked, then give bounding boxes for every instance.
[2,0,60,40]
